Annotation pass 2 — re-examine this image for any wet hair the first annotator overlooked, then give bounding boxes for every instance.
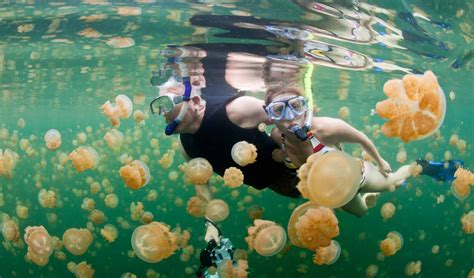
[264,84,305,105]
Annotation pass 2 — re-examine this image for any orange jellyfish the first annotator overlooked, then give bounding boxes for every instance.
[186,195,209,218]
[231,141,258,166]
[1,214,20,242]
[245,219,287,256]
[100,224,119,243]
[405,260,422,276]
[223,167,244,188]
[381,202,396,220]
[119,160,150,190]
[131,222,178,263]
[117,6,142,16]
[101,95,133,126]
[0,148,20,179]
[24,226,54,266]
[103,129,124,151]
[106,37,135,48]
[313,240,341,265]
[63,228,93,256]
[104,194,119,208]
[205,199,230,222]
[379,231,403,256]
[297,151,361,208]
[460,211,473,234]
[247,205,264,220]
[44,129,61,150]
[71,261,95,278]
[375,71,446,143]
[287,202,340,251]
[38,189,56,208]
[69,146,100,172]
[184,158,213,185]
[451,167,472,200]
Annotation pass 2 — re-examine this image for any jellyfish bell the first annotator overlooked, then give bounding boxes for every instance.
[69,146,100,172]
[313,240,341,265]
[115,94,133,118]
[460,211,473,234]
[297,151,361,208]
[381,202,396,220]
[379,231,403,256]
[119,160,150,190]
[205,199,230,222]
[184,158,213,185]
[44,129,62,150]
[103,129,124,151]
[186,195,208,218]
[223,167,244,188]
[0,148,20,179]
[131,222,178,263]
[375,71,446,143]
[231,141,258,167]
[62,228,93,256]
[245,219,287,257]
[24,226,54,258]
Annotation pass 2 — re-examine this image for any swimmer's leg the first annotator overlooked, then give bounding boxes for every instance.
[341,193,368,218]
[360,162,412,193]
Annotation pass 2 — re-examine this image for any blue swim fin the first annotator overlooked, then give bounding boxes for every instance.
[416,159,464,182]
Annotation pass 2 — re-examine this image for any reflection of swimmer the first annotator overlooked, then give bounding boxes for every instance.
[264,85,412,217]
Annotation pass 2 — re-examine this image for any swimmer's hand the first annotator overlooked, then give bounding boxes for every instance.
[377,159,392,177]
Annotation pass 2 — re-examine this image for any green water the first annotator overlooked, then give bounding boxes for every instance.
[0,1,472,277]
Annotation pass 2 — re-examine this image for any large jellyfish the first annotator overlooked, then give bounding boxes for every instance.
[131,222,178,263]
[379,231,403,256]
[62,228,93,255]
[205,199,230,222]
[103,129,124,151]
[119,160,150,190]
[44,129,61,150]
[297,151,361,208]
[312,240,341,265]
[24,226,54,266]
[101,94,133,126]
[0,148,20,179]
[69,146,100,172]
[245,219,287,257]
[287,201,340,251]
[184,158,213,185]
[231,141,258,166]
[461,211,473,234]
[375,71,446,143]
[223,167,244,188]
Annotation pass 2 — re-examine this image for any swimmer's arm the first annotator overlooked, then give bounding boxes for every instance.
[227,96,273,128]
[270,127,283,147]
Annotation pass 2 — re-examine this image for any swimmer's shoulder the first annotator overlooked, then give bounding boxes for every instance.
[226,96,271,128]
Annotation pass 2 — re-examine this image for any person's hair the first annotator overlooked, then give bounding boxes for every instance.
[264,84,305,105]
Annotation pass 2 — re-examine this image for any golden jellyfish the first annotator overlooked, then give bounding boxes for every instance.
[313,240,341,265]
[77,27,102,38]
[186,195,208,218]
[184,158,213,185]
[131,222,179,263]
[205,199,230,222]
[460,211,473,234]
[405,260,422,276]
[106,37,135,48]
[100,224,119,243]
[72,261,95,278]
[89,209,106,225]
[245,219,287,256]
[0,148,20,179]
[247,205,264,220]
[133,110,147,125]
[1,215,20,242]
[24,226,54,266]
[375,71,446,143]
[119,160,150,190]
[117,6,142,16]
[381,202,396,220]
[44,129,61,150]
[38,189,56,208]
[103,129,124,151]
[104,194,119,208]
[81,198,96,211]
[63,228,93,256]
[69,146,100,172]
[379,231,403,256]
[130,202,145,222]
[16,205,29,219]
[223,167,244,188]
[101,95,133,126]
[297,151,361,208]
[451,168,472,200]
[231,141,257,167]
[366,264,379,278]
[142,211,154,224]
[287,202,339,251]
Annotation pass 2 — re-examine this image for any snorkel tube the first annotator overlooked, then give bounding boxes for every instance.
[165,76,192,135]
[291,59,314,141]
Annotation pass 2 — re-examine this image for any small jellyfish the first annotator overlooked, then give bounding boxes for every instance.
[71,261,95,278]
[159,150,174,169]
[186,195,209,218]
[69,146,100,172]
[106,37,135,48]
[116,95,133,118]
[184,158,213,185]
[1,215,20,242]
[451,167,472,200]
[223,167,244,188]
[205,199,230,222]
[379,231,403,256]
[381,202,396,220]
[16,204,29,219]
[38,189,56,208]
[142,211,154,224]
[24,226,54,266]
[231,141,257,167]
[460,211,473,234]
[375,71,446,142]
[104,194,119,208]
[63,228,93,256]
[44,129,61,150]
[81,198,96,211]
[297,151,361,208]
[100,224,119,243]
[287,202,340,251]
[396,149,407,163]
[247,205,264,220]
[117,7,142,16]
[0,148,20,179]
[338,106,350,120]
[365,264,379,278]
[405,260,422,276]
[245,219,287,256]
[130,202,145,222]
[133,110,147,125]
[103,129,124,151]
[313,240,341,265]
[101,95,133,126]
[131,222,178,263]
[89,209,106,224]
[119,160,150,190]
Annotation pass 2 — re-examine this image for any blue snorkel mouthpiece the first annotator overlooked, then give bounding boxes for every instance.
[290,124,310,141]
[164,77,192,136]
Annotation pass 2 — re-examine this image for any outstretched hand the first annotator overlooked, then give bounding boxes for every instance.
[378,159,392,177]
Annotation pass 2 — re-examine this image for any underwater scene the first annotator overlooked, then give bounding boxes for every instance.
[0,0,473,277]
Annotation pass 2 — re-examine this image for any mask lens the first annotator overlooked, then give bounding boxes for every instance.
[269,102,286,119]
[151,96,174,115]
[288,97,307,114]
